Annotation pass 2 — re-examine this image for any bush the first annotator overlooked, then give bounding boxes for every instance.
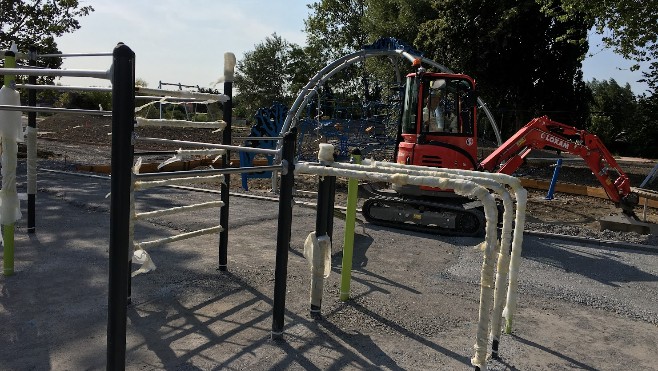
[55,91,112,110]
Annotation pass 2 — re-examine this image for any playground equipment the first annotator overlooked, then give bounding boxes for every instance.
[294,142,526,370]
[273,38,532,370]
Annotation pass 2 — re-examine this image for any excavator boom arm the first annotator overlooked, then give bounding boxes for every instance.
[478,116,635,208]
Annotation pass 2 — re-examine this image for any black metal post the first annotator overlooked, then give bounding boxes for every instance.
[310,171,332,317]
[326,175,337,241]
[218,80,232,271]
[27,46,37,233]
[271,128,297,339]
[107,43,135,371]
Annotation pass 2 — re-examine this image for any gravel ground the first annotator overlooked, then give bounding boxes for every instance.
[27,140,658,248]
[4,114,654,371]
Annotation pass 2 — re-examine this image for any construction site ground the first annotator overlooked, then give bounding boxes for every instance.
[1,113,658,370]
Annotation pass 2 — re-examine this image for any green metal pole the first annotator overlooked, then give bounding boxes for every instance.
[339,149,361,301]
[2,47,17,276]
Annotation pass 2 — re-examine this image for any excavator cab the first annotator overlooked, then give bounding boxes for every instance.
[398,72,478,171]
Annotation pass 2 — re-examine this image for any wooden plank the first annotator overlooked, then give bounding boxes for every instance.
[519,178,658,208]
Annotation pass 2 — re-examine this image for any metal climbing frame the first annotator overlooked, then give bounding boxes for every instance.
[280,37,503,151]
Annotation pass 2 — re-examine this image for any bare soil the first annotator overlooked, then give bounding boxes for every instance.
[4,113,658,371]
[31,113,658,242]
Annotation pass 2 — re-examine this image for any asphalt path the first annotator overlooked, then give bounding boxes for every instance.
[1,169,657,370]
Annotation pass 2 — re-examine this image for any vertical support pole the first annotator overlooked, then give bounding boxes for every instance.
[107,43,135,371]
[2,46,18,276]
[326,175,337,241]
[219,52,235,272]
[272,128,297,339]
[310,172,332,317]
[545,158,562,200]
[27,46,37,233]
[340,149,361,301]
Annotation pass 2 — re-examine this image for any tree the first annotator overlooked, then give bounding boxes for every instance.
[305,0,368,61]
[538,0,658,93]
[635,94,658,158]
[587,79,637,146]
[413,0,591,135]
[0,0,93,60]
[234,33,311,118]
[363,0,436,46]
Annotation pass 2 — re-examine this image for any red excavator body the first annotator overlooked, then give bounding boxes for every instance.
[361,69,639,235]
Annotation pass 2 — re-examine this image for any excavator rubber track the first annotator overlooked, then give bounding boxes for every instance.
[361,195,486,237]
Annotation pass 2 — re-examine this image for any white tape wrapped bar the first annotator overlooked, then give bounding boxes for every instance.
[130,162,152,276]
[502,188,527,333]
[158,148,226,169]
[360,159,528,335]
[136,117,226,130]
[132,249,156,277]
[134,201,223,220]
[26,126,37,195]
[135,87,229,103]
[0,86,24,224]
[318,143,335,163]
[135,225,223,250]
[134,174,225,190]
[295,161,499,370]
[327,160,516,368]
[304,232,332,308]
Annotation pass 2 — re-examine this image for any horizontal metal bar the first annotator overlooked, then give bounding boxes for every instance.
[234,136,283,141]
[135,201,224,219]
[134,150,178,156]
[135,87,228,102]
[135,225,222,249]
[37,52,113,58]
[135,165,282,181]
[136,137,280,155]
[15,85,216,99]
[135,95,206,102]
[0,67,110,79]
[0,51,29,60]
[0,104,112,116]
[16,84,112,92]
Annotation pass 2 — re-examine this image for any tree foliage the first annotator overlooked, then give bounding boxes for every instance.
[413,0,591,135]
[587,79,636,144]
[234,33,315,118]
[587,78,658,157]
[305,0,368,61]
[1,0,93,92]
[538,0,658,93]
[0,0,93,60]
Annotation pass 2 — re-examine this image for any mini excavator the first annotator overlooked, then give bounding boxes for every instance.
[361,64,639,236]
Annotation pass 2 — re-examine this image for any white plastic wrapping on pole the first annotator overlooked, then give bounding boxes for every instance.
[359,159,528,334]
[318,143,335,163]
[26,126,37,195]
[296,160,513,369]
[224,52,236,83]
[0,86,23,225]
[304,232,332,308]
[131,159,152,276]
[503,188,528,333]
[488,187,515,353]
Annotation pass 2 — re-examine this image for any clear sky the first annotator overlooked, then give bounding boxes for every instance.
[53,1,649,95]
